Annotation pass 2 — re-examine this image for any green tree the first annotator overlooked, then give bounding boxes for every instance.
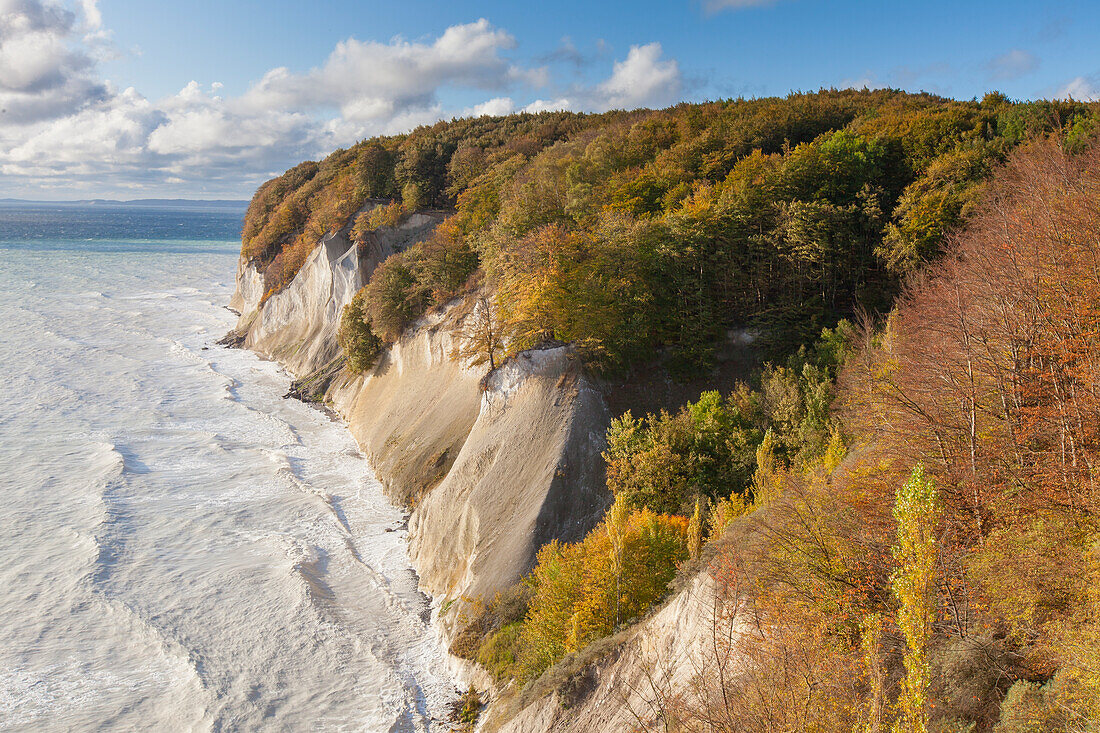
[337,291,383,373]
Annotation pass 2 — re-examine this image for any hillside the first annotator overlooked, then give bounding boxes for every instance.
[231,89,1100,731]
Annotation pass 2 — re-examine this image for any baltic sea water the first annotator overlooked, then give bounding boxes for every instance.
[0,204,456,731]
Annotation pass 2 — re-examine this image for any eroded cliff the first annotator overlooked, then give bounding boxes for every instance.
[232,209,444,376]
[229,218,612,655]
[492,571,740,733]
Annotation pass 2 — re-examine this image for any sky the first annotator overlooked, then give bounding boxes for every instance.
[1,0,1098,200]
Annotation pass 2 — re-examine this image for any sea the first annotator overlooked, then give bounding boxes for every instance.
[0,203,457,731]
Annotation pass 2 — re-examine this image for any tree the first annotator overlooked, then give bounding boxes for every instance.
[892,465,942,733]
[362,256,423,341]
[687,496,705,560]
[516,503,688,680]
[860,613,886,733]
[450,295,504,371]
[337,291,384,373]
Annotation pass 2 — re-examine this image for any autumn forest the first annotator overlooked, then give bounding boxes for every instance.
[241,89,1100,730]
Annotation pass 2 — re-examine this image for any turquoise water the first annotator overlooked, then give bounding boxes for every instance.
[0,206,456,731]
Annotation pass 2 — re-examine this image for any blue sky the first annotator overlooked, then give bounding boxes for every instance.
[1,0,1098,199]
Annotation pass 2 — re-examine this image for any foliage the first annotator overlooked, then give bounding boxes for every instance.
[861,613,887,733]
[242,91,1098,367]
[350,200,407,241]
[337,291,383,373]
[452,687,482,729]
[361,256,422,341]
[603,322,852,515]
[241,111,606,293]
[892,465,942,733]
[515,499,688,681]
[687,497,705,560]
[603,391,760,514]
[450,294,504,371]
[358,218,478,342]
[816,137,1100,732]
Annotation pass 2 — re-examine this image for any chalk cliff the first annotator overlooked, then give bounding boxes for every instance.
[226,214,741,732]
[229,217,612,651]
[492,571,738,733]
[231,210,444,376]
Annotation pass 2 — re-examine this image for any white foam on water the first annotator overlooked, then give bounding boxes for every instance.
[0,242,458,731]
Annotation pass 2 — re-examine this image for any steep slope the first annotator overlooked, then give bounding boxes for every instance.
[228,220,613,650]
[491,571,739,733]
[326,320,611,641]
[406,346,610,632]
[232,209,444,376]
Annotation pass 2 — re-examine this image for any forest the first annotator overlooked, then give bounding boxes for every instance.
[242,89,1100,730]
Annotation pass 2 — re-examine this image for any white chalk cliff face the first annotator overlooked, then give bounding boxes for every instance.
[228,217,612,644]
[228,220,731,732]
[232,210,444,376]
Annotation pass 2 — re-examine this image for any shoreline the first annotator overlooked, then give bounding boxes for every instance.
[212,330,471,728]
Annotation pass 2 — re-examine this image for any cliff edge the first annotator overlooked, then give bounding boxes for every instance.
[228,220,612,653]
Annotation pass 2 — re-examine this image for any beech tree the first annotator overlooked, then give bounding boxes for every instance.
[450,295,503,371]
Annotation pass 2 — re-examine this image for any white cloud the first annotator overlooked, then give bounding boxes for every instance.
[0,13,537,195]
[0,6,687,197]
[1057,76,1100,102]
[987,49,1038,81]
[240,19,519,124]
[523,98,573,113]
[78,0,100,30]
[463,96,515,117]
[594,43,681,110]
[0,0,106,125]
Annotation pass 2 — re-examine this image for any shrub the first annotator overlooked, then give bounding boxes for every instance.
[603,389,765,514]
[355,217,480,345]
[350,200,408,241]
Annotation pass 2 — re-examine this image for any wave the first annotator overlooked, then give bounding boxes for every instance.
[0,253,458,728]
[86,441,126,492]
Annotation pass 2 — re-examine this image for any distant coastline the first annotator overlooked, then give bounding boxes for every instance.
[0,198,248,211]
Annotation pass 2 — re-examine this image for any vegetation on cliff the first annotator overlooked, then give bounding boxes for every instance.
[449,136,1100,730]
[242,90,1100,729]
[245,89,1095,377]
[613,137,1100,731]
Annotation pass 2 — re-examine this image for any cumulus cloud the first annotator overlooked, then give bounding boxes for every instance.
[0,0,107,123]
[241,19,518,126]
[523,98,574,113]
[462,96,516,117]
[0,13,535,194]
[77,0,99,31]
[594,43,681,110]
[0,6,686,197]
[986,49,1038,81]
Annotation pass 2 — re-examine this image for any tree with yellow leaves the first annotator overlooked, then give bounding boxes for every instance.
[892,465,941,733]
